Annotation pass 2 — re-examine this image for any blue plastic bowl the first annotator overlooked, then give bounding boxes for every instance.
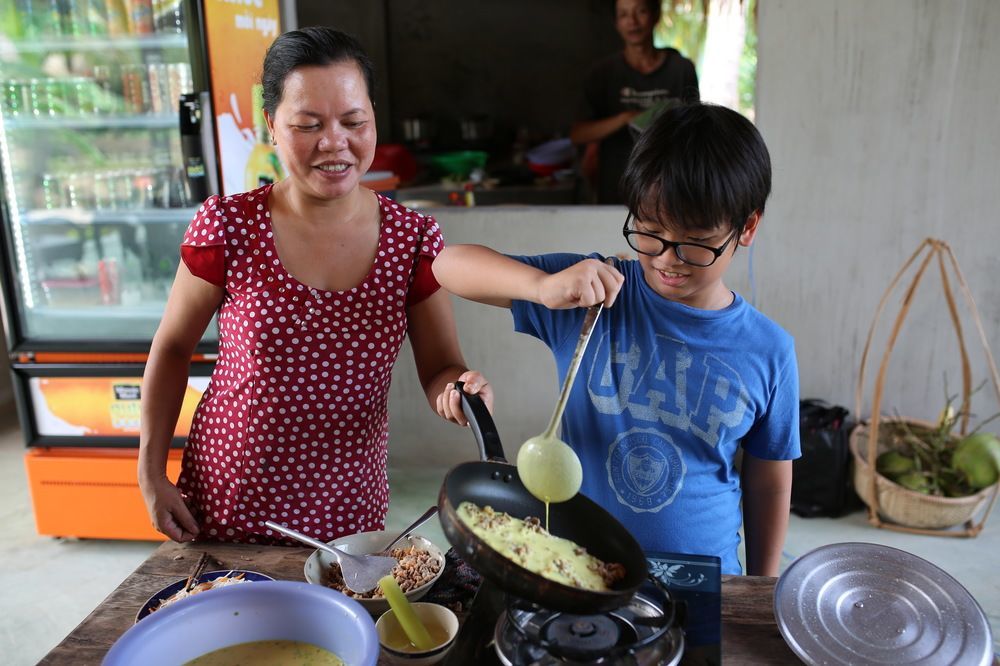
[103,580,379,665]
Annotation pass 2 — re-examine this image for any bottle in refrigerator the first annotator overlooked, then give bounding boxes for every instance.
[86,0,109,36]
[28,78,60,117]
[14,0,40,38]
[127,0,154,34]
[2,79,27,118]
[244,84,283,189]
[92,64,122,114]
[61,0,89,37]
[147,63,168,114]
[42,172,66,209]
[39,0,63,36]
[121,64,149,113]
[165,62,192,114]
[106,0,129,35]
[153,0,184,33]
[97,258,121,305]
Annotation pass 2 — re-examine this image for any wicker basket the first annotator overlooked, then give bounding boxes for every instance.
[853,239,1000,537]
[849,419,997,530]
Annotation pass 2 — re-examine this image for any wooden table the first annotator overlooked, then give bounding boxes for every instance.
[41,541,798,665]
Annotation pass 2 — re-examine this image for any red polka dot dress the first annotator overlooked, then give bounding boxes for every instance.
[176,184,443,543]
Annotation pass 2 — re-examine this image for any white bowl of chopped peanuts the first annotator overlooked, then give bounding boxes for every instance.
[304,531,446,615]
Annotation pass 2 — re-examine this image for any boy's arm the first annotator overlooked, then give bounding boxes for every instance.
[432,244,624,309]
[740,453,793,577]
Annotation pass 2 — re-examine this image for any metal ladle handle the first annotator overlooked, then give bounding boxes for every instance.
[264,520,348,565]
[542,303,603,438]
[379,505,439,552]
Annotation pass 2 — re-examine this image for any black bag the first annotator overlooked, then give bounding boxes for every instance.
[791,399,863,518]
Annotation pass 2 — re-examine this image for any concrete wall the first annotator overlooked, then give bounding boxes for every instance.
[754,0,1000,424]
[386,0,1000,468]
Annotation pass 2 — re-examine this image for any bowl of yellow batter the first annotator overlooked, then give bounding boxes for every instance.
[104,580,379,665]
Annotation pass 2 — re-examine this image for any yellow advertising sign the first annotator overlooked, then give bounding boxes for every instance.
[203,0,283,195]
[30,376,208,437]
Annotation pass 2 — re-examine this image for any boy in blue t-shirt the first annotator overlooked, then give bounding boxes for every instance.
[432,103,800,576]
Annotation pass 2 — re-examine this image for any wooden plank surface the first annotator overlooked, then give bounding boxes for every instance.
[721,575,798,664]
[41,541,798,665]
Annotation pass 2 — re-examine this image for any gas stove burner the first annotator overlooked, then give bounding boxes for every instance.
[494,578,685,665]
[545,615,621,657]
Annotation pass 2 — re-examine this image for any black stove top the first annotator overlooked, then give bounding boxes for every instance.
[437,551,721,666]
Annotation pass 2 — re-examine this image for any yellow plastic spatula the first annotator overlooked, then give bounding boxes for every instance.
[379,575,435,651]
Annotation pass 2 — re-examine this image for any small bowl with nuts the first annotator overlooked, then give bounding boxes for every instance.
[304,530,446,615]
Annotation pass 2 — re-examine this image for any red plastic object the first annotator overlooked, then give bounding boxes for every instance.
[527,161,562,177]
[372,143,418,183]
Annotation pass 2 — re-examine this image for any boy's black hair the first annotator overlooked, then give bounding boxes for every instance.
[261,26,375,116]
[620,103,771,235]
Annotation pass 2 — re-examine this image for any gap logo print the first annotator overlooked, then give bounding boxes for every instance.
[589,332,750,513]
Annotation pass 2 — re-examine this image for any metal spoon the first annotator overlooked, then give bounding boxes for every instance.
[264,521,397,594]
[378,505,439,553]
[516,303,603,504]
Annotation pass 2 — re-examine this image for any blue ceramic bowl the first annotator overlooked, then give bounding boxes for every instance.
[135,569,275,623]
[104,580,379,666]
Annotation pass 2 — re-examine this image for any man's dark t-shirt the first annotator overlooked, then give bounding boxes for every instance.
[579,48,699,204]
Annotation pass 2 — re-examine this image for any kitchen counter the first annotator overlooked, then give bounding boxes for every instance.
[40,540,798,665]
[396,179,578,207]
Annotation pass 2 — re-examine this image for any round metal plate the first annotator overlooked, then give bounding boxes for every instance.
[775,543,993,665]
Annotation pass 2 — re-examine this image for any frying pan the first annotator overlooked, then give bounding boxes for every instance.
[438,383,649,614]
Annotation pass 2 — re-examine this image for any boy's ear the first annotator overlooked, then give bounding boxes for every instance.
[739,211,762,247]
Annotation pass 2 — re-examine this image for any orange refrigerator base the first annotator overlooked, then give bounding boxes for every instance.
[24,448,182,541]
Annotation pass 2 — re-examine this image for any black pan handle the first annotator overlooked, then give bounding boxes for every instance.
[455,381,507,463]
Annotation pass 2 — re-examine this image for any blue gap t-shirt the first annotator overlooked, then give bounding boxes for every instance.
[510,253,801,574]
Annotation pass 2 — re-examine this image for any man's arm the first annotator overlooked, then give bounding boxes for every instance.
[569,111,639,145]
[741,453,793,577]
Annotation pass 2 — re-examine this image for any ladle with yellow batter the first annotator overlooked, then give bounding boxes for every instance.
[516,303,602,520]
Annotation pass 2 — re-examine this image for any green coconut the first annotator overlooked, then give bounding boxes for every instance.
[952,432,1000,489]
[876,450,916,478]
[895,471,931,494]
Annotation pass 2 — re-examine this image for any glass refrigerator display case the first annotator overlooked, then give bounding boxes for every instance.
[0,0,288,539]
[1,2,203,346]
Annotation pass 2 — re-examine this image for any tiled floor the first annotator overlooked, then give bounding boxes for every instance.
[1,410,997,665]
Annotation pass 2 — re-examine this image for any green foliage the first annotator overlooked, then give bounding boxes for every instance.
[654,0,758,117]
[654,1,708,65]
[875,384,1000,497]
[737,0,758,116]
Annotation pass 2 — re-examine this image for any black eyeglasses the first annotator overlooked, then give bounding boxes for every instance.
[622,214,739,267]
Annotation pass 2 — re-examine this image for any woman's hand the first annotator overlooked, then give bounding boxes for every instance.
[139,475,200,543]
[537,258,624,309]
[436,370,494,426]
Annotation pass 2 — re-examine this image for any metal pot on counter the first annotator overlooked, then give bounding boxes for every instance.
[400,116,434,146]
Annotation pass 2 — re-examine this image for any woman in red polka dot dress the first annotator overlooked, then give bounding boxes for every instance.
[138,27,493,544]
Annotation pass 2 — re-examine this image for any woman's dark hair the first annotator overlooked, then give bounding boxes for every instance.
[261,26,375,116]
[620,103,771,235]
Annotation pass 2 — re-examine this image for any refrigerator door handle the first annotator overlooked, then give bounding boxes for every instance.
[198,91,220,199]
